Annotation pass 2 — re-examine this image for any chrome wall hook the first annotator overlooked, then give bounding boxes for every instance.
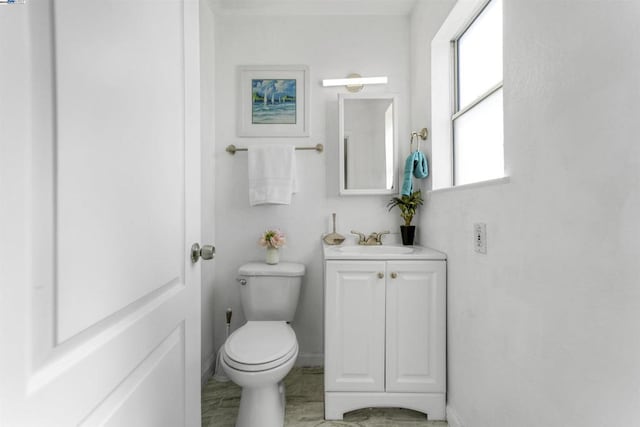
[410,128,429,152]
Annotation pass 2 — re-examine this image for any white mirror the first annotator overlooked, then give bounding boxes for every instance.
[338,94,398,195]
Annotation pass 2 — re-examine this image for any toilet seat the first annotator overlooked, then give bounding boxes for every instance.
[223,321,298,372]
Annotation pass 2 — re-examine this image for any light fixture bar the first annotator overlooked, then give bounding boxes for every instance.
[322,76,388,87]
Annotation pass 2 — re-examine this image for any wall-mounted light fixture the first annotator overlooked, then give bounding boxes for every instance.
[322,73,388,92]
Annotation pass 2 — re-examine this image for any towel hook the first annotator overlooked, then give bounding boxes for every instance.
[410,133,419,152]
[410,128,429,152]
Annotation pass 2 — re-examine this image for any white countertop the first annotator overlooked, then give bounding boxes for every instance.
[322,241,447,261]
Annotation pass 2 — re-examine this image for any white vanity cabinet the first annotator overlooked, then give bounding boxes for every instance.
[322,245,446,421]
[325,261,387,393]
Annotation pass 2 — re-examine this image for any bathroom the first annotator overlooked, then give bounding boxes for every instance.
[205,0,640,424]
[2,0,639,426]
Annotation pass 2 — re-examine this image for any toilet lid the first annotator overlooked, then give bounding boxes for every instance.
[238,262,305,277]
[224,321,297,367]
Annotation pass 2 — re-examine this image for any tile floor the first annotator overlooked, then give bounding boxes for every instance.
[201,367,448,427]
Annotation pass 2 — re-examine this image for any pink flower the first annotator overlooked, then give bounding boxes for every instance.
[259,229,286,249]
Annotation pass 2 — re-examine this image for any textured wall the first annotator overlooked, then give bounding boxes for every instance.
[414,1,640,426]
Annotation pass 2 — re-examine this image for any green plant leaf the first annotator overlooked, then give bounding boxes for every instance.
[386,190,424,226]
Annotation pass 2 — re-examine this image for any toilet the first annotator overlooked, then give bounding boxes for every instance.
[221,262,305,427]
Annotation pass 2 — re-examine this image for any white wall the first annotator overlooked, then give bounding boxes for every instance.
[212,14,411,364]
[200,0,216,382]
[413,1,640,426]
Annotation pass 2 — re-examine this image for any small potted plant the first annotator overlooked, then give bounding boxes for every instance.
[386,190,424,245]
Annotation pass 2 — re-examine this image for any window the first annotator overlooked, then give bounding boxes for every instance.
[452,0,503,186]
[431,0,504,189]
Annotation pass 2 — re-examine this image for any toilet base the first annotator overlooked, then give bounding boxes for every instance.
[236,381,285,427]
[220,323,298,427]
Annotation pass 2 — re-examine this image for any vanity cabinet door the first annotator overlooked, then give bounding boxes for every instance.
[385,261,446,393]
[325,261,386,392]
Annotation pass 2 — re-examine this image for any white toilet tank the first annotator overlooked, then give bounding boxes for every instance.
[238,262,305,322]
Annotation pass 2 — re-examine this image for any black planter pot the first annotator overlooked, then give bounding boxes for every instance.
[400,225,416,246]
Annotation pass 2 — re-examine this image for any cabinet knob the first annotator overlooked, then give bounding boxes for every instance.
[390,272,397,279]
[377,272,384,279]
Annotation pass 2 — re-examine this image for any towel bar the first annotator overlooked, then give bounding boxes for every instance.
[226,144,324,155]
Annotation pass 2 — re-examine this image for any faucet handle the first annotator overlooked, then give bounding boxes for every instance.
[350,230,366,244]
[376,230,391,243]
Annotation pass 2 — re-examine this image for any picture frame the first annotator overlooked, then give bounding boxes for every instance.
[237,65,310,137]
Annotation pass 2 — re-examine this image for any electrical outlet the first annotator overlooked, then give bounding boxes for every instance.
[474,223,487,254]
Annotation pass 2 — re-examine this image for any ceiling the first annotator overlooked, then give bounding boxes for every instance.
[207,0,419,16]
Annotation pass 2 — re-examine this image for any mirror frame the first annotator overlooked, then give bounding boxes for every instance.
[338,93,399,196]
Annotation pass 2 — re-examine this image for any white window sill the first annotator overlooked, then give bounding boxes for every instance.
[428,176,510,195]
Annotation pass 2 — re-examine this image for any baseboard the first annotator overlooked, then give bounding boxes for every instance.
[201,352,216,387]
[295,353,324,367]
[446,405,464,427]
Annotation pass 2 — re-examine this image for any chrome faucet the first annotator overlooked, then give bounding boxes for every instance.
[351,230,390,245]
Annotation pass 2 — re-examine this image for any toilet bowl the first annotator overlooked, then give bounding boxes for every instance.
[221,321,298,427]
[220,262,305,427]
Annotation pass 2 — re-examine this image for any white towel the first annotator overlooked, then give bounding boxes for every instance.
[248,144,297,206]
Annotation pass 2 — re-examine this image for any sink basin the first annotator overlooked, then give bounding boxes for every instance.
[323,241,446,260]
[338,245,414,255]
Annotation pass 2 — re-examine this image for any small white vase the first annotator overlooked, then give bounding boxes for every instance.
[265,247,279,265]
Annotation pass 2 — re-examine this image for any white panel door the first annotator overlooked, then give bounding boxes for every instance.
[385,261,446,393]
[0,1,202,425]
[324,261,386,392]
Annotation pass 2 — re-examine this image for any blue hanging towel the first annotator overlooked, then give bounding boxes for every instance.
[401,151,429,196]
[401,154,415,196]
[412,151,429,179]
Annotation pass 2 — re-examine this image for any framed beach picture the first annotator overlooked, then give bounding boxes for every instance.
[237,65,310,137]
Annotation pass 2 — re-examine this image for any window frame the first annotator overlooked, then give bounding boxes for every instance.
[430,0,504,190]
[450,0,503,186]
